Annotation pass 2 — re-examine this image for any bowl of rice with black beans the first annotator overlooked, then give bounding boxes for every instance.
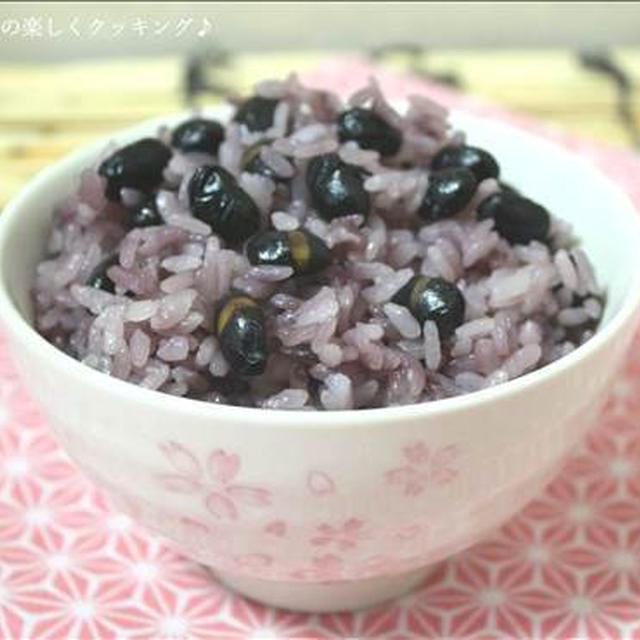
[3,73,640,612]
[29,75,607,411]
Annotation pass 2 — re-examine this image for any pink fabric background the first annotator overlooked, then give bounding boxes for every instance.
[1,58,640,638]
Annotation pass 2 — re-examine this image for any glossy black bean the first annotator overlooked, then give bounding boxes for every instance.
[98,138,171,201]
[126,197,163,228]
[392,275,465,340]
[246,229,331,275]
[246,230,290,267]
[306,153,370,221]
[233,96,279,132]
[478,191,550,245]
[431,144,500,182]
[215,294,268,376]
[171,118,225,155]
[337,107,402,156]
[86,255,119,293]
[418,167,477,222]
[188,165,261,245]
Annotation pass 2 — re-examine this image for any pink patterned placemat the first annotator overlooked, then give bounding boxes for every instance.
[2,58,640,639]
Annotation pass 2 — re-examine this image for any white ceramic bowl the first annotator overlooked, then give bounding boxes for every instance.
[1,108,640,612]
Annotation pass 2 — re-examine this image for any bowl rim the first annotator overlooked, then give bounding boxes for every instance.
[2,108,640,429]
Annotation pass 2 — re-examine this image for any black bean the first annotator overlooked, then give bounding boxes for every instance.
[188,165,261,245]
[246,229,331,275]
[418,167,477,222]
[171,118,225,155]
[306,153,370,221]
[287,229,332,275]
[337,107,402,156]
[431,144,500,182]
[126,197,163,228]
[478,191,550,245]
[392,275,465,340]
[246,230,290,268]
[234,96,279,132]
[215,294,268,376]
[98,138,171,201]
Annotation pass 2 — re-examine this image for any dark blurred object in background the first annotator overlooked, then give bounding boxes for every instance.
[579,49,640,148]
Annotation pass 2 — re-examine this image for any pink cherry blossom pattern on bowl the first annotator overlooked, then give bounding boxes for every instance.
[156,442,272,521]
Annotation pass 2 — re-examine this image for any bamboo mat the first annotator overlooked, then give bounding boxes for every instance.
[1,48,639,208]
